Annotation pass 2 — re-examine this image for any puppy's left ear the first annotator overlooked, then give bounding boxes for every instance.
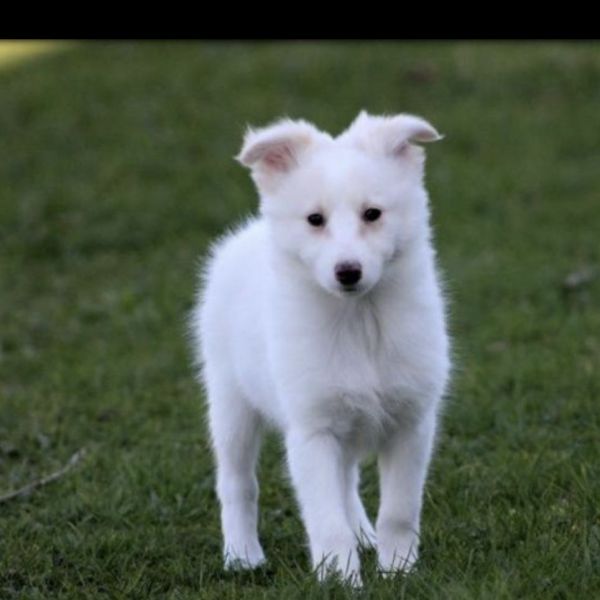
[383,113,443,156]
[340,111,442,161]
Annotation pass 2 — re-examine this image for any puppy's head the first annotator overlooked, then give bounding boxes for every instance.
[237,111,442,298]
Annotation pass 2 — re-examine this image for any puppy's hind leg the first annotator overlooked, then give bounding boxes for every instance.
[207,381,265,570]
[286,430,362,585]
[376,409,437,575]
[345,462,376,549]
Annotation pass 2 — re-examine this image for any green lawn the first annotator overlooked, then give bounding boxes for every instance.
[1,41,599,599]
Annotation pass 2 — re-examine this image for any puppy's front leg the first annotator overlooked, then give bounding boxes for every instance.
[376,409,437,574]
[286,430,361,584]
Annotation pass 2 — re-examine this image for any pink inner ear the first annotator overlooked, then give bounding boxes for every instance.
[263,143,295,171]
[392,140,410,156]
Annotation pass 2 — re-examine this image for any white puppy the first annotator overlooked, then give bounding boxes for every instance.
[191,111,451,584]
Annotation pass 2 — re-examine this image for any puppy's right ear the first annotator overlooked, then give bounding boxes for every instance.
[237,119,326,193]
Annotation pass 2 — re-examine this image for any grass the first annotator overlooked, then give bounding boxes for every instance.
[0,42,69,69]
[0,41,599,599]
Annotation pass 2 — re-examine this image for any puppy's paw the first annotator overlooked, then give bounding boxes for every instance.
[377,525,419,575]
[315,558,363,588]
[312,535,362,587]
[223,542,266,571]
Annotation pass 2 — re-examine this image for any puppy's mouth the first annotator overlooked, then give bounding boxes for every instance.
[337,283,369,297]
[341,285,359,294]
[321,279,372,299]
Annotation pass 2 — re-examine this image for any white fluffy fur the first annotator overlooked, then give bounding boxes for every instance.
[190,111,451,585]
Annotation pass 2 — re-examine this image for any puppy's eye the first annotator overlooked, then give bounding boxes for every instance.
[307,213,325,227]
[363,208,382,222]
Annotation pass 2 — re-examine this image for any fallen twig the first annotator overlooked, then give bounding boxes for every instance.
[0,448,86,504]
[562,266,597,291]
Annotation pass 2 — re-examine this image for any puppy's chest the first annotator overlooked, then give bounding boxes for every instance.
[313,313,430,428]
[271,298,444,439]
[326,307,415,389]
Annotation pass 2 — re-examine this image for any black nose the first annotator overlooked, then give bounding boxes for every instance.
[335,262,362,286]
